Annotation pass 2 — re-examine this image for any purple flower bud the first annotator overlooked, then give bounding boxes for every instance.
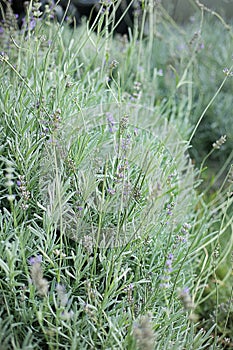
[182,287,190,295]
[107,188,116,195]
[157,68,163,76]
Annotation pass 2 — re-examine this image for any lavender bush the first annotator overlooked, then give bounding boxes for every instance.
[0,1,232,349]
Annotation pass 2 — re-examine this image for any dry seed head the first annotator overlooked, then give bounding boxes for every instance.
[29,256,49,296]
[212,135,227,149]
[133,313,155,350]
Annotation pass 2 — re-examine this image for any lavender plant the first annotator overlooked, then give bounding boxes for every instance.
[0,1,232,349]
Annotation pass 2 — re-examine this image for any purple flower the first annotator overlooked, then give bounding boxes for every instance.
[181,287,190,295]
[178,287,194,310]
[157,68,163,76]
[28,255,42,265]
[121,135,131,150]
[107,188,116,195]
[22,17,37,31]
[165,253,174,272]
[106,113,116,133]
[160,253,175,288]
[181,223,191,235]
[166,202,174,216]
[129,283,134,290]
[29,18,36,30]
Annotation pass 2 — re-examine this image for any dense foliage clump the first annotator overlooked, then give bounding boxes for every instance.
[0,1,232,349]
